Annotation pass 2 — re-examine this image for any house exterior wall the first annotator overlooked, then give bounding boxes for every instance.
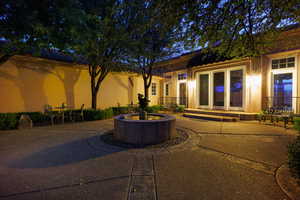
[159,27,300,113]
[2,27,300,114]
[263,50,300,112]
[0,55,161,113]
[160,50,300,113]
[160,58,262,112]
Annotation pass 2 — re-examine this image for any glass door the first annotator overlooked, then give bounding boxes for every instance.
[179,82,187,106]
[273,73,293,108]
[213,72,225,108]
[230,70,243,108]
[199,74,209,107]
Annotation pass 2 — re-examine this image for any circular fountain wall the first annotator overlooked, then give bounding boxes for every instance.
[114,113,176,145]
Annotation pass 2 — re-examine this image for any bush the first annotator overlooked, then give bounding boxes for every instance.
[294,117,300,132]
[175,105,185,112]
[0,113,19,130]
[83,109,102,121]
[112,106,130,115]
[145,105,163,113]
[0,107,122,130]
[287,136,300,179]
[83,108,114,121]
[104,108,114,118]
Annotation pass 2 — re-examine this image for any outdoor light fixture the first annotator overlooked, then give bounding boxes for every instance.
[246,74,261,89]
[188,80,196,89]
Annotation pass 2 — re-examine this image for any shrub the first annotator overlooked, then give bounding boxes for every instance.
[145,105,162,113]
[104,108,114,118]
[0,113,19,130]
[294,117,300,132]
[83,109,102,121]
[112,106,130,115]
[0,107,117,130]
[287,136,300,179]
[175,105,185,112]
[83,108,114,121]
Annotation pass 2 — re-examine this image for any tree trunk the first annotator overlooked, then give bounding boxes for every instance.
[89,64,109,110]
[91,89,97,109]
[90,67,98,109]
[144,77,149,100]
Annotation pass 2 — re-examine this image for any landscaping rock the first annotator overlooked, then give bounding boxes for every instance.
[18,114,33,129]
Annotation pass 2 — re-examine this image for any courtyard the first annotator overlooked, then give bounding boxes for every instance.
[0,115,298,200]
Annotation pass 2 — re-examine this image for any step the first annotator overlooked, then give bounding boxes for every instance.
[184,108,257,120]
[183,113,239,122]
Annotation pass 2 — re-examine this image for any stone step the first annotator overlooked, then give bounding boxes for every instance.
[184,108,257,120]
[183,113,239,122]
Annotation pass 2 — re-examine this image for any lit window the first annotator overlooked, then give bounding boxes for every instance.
[165,84,169,96]
[178,73,187,80]
[272,57,295,69]
[152,83,157,95]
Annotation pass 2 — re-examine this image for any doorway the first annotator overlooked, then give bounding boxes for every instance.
[179,82,187,106]
[273,73,293,108]
[213,71,225,108]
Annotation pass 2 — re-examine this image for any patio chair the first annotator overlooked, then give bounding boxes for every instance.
[72,104,85,121]
[44,104,63,126]
[273,108,293,129]
[259,106,294,129]
[60,103,75,123]
[258,107,275,123]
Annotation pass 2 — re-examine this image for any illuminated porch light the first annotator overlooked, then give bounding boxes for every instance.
[188,80,196,89]
[246,74,261,88]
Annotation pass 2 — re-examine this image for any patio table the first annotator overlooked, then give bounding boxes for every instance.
[53,105,73,124]
[272,114,290,129]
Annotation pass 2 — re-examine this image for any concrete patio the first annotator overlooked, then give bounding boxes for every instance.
[0,115,298,200]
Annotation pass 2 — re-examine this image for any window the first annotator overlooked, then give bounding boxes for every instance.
[272,57,295,69]
[152,83,157,95]
[165,84,169,96]
[178,73,187,80]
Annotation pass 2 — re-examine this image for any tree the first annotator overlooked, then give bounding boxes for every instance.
[162,0,300,57]
[0,0,77,64]
[125,0,182,100]
[50,0,132,109]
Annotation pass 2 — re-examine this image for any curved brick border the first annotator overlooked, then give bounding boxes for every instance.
[275,164,300,200]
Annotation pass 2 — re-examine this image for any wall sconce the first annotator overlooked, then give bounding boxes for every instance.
[188,80,196,89]
[246,74,261,89]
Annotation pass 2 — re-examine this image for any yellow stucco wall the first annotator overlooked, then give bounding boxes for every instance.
[0,56,161,113]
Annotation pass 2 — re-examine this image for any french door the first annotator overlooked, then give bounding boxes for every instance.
[197,68,244,110]
[199,74,209,107]
[229,69,243,109]
[213,71,225,108]
[272,73,293,109]
[179,82,187,106]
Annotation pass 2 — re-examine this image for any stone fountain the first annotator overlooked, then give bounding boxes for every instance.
[113,94,175,146]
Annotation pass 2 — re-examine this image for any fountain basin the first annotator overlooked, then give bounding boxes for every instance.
[114,113,176,145]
